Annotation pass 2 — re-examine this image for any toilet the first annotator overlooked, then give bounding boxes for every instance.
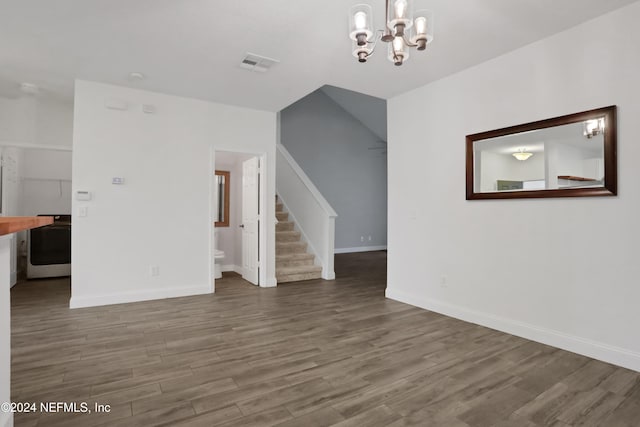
[214,229,225,279]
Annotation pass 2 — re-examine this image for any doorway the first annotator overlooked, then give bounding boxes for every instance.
[0,145,72,286]
[213,150,264,288]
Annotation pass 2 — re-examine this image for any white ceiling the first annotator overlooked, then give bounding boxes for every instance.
[0,0,637,111]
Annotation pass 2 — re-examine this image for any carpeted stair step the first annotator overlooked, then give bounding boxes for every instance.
[276,211,289,221]
[276,230,301,242]
[276,241,307,255]
[275,195,323,283]
[277,265,322,283]
[276,221,295,232]
[276,253,315,268]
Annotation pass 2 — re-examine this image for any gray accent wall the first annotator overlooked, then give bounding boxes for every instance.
[280,88,387,251]
[321,85,387,142]
[320,85,387,141]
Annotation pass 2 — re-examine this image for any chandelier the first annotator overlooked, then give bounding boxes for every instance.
[583,118,605,138]
[349,0,434,66]
[512,148,534,161]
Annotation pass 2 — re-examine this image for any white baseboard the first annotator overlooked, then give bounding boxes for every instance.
[1,412,13,427]
[322,271,336,280]
[9,272,17,288]
[69,285,212,309]
[385,287,640,373]
[221,264,242,274]
[262,276,277,288]
[335,245,387,254]
[219,266,275,287]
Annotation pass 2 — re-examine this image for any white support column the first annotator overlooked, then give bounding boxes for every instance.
[0,236,14,427]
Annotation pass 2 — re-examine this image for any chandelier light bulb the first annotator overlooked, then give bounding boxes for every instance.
[411,9,434,50]
[392,37,404,51]
[349,4,374,46]
[389,36,409,66]
[415,16,427,35]
[394,0,408,19]
[354,11,367,30]
[584,118,605,138]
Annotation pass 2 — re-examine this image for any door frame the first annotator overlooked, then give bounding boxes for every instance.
[209,148,269,292]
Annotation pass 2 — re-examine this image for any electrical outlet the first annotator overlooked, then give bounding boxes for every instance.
[360,236,364,242]
[150,266,160,277]
[368,235,372,241]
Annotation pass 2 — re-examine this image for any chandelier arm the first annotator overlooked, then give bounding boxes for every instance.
[385,0,390,25]
[365,30,384,58]
[402,36,419,48]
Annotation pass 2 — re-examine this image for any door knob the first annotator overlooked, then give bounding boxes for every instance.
[239,224,245,228]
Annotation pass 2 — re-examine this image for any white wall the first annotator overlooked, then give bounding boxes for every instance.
[0,95,73,216]
[1,148,22,217]
[0,97,35,143]
[21,149,72,216]
[71,80,277,308]
[387,2,640,372]
[0,95,73,148]
[1,148,23,286]
[34,97,74,147]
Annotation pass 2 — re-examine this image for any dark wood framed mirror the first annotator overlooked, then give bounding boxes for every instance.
[466,106,617,200]
[214,170,230,227]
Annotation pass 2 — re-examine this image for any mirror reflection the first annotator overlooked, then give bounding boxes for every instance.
[474,120,605,193]
[215,170,230,227]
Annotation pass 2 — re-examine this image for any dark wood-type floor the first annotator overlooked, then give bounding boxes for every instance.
[10,252,640,426]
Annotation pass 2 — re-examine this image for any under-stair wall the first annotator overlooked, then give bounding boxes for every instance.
[275,198,323,282]
[276,144,336,280]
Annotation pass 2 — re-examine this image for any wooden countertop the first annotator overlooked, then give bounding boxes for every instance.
[557,175,597,182]
[0,216,54,236]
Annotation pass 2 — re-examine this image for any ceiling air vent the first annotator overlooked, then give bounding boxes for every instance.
[240,53,279,73]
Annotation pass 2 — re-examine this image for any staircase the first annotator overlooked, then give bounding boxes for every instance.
[276,198,323,283]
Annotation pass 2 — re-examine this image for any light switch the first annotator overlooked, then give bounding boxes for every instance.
[78,207,88,217]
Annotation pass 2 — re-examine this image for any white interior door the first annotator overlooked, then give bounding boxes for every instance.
[241,157,260,285]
